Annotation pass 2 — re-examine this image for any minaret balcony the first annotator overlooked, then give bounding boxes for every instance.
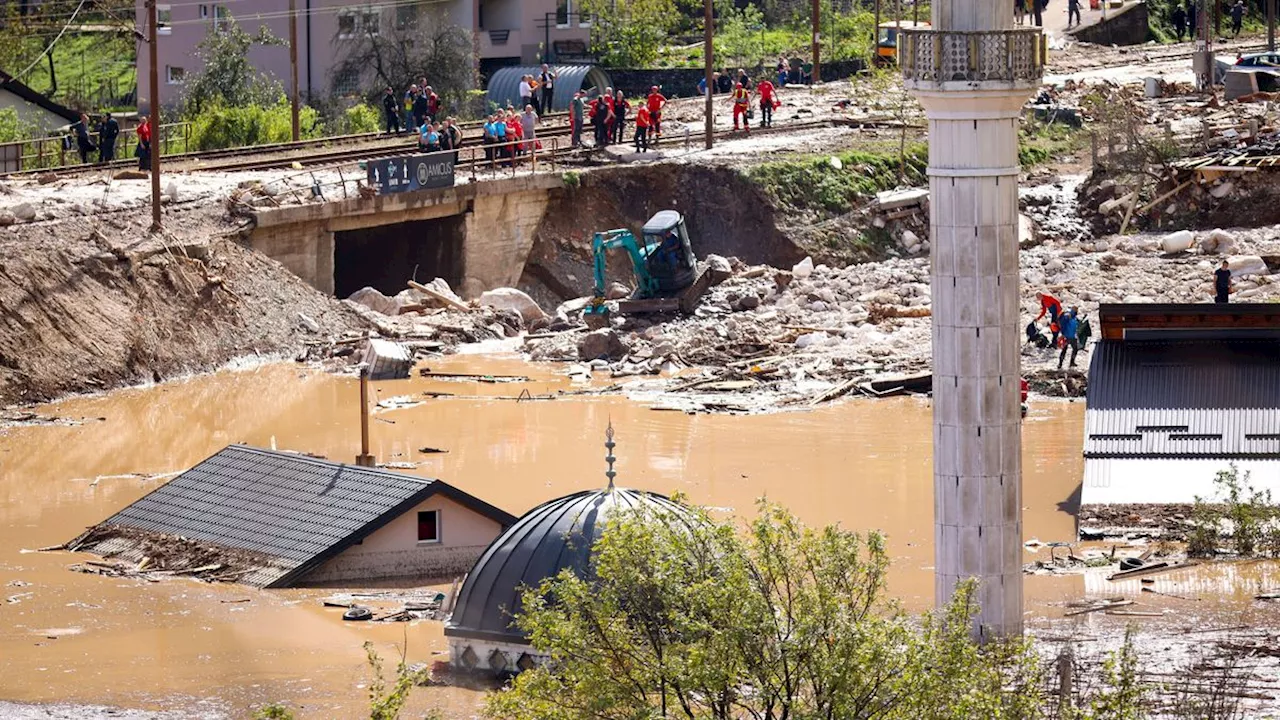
[900,29,1045,91]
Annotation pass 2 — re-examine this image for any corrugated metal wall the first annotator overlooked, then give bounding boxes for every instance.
[486,65,614,113]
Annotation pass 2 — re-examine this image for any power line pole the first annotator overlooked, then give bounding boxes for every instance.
[289,0,300,141]
[704,0,713,149]
[812,0,821,83]
[147,0,161,231]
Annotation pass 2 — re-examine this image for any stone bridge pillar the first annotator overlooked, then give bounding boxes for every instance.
[901,22,1044,639]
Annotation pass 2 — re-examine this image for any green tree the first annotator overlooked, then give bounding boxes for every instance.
[485,499,1046,720]
[364,640,438,720]
[581,0,678,67]
[330,12,475,111]
[181,15,286,115]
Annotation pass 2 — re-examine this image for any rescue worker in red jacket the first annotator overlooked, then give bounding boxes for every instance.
[756,78,777,127]
[634,105,652,152]
[730,82,752,131]
[646,86,666,141]
[1035,291,1063,346]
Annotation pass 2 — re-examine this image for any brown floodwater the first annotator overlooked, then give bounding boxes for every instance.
[0,357,1275,718]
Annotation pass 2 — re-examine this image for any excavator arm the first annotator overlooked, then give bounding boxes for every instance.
[591,229,658,301]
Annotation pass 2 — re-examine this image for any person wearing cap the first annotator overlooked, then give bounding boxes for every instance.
[646,85,666,143]
[730,81,752,132]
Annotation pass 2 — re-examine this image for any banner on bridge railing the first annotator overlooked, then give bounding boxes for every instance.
[366,153,456,194]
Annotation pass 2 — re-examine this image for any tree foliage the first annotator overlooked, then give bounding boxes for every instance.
[181,15,286,115]
[330,13,474,110]
[364,640,438,720]
[485,499,1047,720]
[581,0,678,67]
[188,100,323,150]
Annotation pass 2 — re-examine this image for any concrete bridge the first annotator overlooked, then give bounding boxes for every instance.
[249,174,562,299]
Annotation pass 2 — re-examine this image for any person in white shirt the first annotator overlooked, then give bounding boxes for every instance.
[519,75,534,115]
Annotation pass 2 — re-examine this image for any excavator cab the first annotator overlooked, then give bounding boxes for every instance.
[640,210,697,293]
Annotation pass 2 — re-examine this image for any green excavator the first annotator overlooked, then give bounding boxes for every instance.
[583,210,712,327]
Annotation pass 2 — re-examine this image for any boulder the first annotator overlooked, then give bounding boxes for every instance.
[9,202,36,221]
[418,278,464,309]
[348,286,402,316]
[0,211,15,226]
[1199,228,1235,255]
[605,282,631,300]
[795,331,830,349]
[706,254,733,285]
[1209,181,1234,199]
[164,182,180,202]
[1160,230,1195,254]
[900,230,920,250]
[577,328,629,361]
[792,256,814,279]
[479,287,548,324]
[1044,258,1065,273]
[556,296,594,324]
[733,294,761,311]
[1228,255,1269,277]
[773,270,793,291]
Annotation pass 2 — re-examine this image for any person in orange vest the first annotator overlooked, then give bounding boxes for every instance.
[730,82,752,131]
[645,85,666,142]
[634,104,652,152]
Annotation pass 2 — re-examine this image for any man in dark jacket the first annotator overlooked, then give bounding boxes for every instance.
[1215,260,1232,303]
[412,91,429,129]
[382,87,401,134]
[98,112,119,163]
[71,113,96,164]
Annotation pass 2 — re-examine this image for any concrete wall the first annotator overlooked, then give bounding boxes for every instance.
[302,495,504,584]
[0,91,72,133]
[250,172,560,297]
[1069,2,1150,46]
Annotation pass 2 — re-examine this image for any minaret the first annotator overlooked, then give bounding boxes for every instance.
[604,423,617,491]
[900,13,1044,638]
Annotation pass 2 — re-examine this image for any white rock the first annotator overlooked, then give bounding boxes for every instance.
[795,331,830,349]
[1209,181,1234,199]
[297,312,321,333]
[1228,255,1269,277]
[1123,295,1152,304]
[1161,230,1195,253]
[792,256,814,279]
[1018,214,1036,245]
[479,287,548,324]
[900,230,920,249]
[828,156,843,170]
[9,202,35,221]
[1093,240,1109,252]
[348,287,402,316]
[1199,228,1235,255]
[165,182,179,201]
[0,211,14,226]
[1044,258,1065,272]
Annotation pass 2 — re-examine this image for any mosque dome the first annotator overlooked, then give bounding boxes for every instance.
[444,486,686,655]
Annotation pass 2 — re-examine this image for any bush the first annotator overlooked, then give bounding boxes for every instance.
[0,107,25,144]
[336,104,381,135]
[1188,464,1280,558]
[189,101,324,151]
[747,145,929,215]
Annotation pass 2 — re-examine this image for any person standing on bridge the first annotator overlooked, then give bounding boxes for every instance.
[570,90,585,148]
[1067,0,1081,27]
[611,90,629,145]
[98,112,119,163]
[646,86,666,143]
[424,86,441,125]
[730,82,752,132]
[520,75,534,115]
[539,64,556,115]
[756,77,776,128]
[404,85,419,130]
[522,104,539,155]
[634,103,651,153]
[1032,0,1044,27]
[71,113,96,164]
[412,90,430,131]
[382,87,401,135]
[135,115,151,171]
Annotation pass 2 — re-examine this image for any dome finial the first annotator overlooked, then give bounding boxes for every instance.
[604,421,617,491]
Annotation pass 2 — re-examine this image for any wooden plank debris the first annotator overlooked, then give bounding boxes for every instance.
[1065,599,1134,617]
[1106,561,1198,582]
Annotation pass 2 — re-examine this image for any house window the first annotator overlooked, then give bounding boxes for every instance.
[396,3,418,29]
[166,65,185,84]
[213,4,231,32]
[417,510,440,543]
[555,0,590,27]
[199,4,208,19]
[157,4,172,34]
[333,67,361,96]
[338,11,357,38]
[362,10,380,35]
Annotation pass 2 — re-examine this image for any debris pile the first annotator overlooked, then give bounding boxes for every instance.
[63,525,275,584]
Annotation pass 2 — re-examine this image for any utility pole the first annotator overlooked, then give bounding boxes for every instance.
[811,0,821,83]
[704,0,713,149]
[289,0,300,141]
[1269,0,1275,51]
[147,0,161,231]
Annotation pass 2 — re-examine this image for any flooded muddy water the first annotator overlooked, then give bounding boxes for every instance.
[0,358,1275,718]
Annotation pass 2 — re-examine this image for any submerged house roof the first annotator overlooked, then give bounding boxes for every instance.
[74,444,516,588]
[1082,304,1280,505]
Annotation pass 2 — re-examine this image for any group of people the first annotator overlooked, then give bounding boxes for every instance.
[518,65,558,116]
[68,112,152,170]
[696,68,780,132]
[1014,0,1051,27]
[381,80,442,135]
[480,106,540,164]
[1030,291,1092,370]
[569,86,666,153]
[415,117,464,155]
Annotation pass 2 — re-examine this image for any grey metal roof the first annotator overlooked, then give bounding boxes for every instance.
[445,487,687,644]
[486,65,613,112]
[1084,339,1280,459]
[642,210,682,234]
[92,445,516,587]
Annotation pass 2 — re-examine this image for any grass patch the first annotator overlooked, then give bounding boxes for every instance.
[23,31,136,112]
[1019,121,1083,168]
[746,143,928,216]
